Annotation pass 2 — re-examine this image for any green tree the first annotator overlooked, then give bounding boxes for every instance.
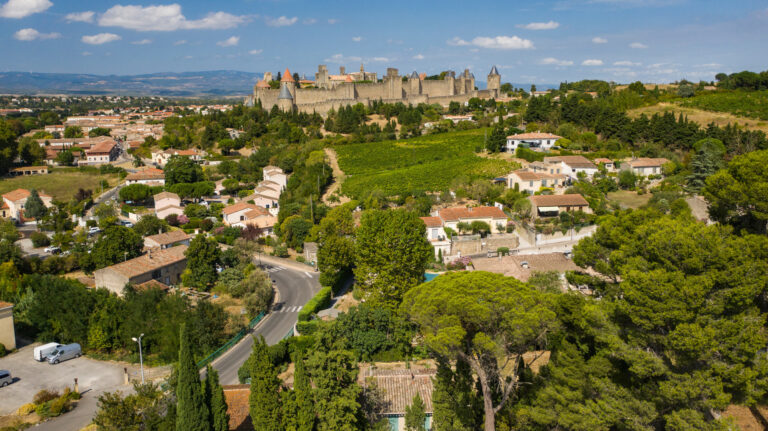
[687,138,725,191]
[405,394,427,431]
[485,124,506,153]
[293,354,315,431]
[56,150,75,166]
[89,127,112,137]
[431,359,481,431]
[18,137,46,165]
[281,215,313,250]
[176,324,210,431]
[64,126,84,138]
[132,215,170,237]
[184,235,221,289]
[618,169,637,189]
[91,226,143,269]
[354,209,432,308]
[25,189,47,220]
[204,366,229,431]
[317,235,355,289]
[308,349,361,431]
[401,271,558,431]
[93,382,171,431]
[165,156,204,186]
[119,184,153,202]
[249,336,282,431]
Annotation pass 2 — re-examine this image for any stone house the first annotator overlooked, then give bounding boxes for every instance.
[507,170,567,194]
[593,158,615,171]
[125,167,165,186]
[361,368,435,431]
[144,230,191,249]
[0,301,16,351]
[93,245,188,296]
[528,194,590,219]
[241,192,279,212]
[1,188,53,221]
[621,158,669,176]
[151,149,204,167]
[437,206,509,234]
[537,156,598,180]
[84,140,119,165]
[505,132,562,152]
[153,191,183,220]
[303,242,318,265]
[420,216,451,258]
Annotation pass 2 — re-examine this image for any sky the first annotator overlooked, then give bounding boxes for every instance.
[1,0,767,85]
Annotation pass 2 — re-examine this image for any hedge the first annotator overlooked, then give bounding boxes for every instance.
[297,286,332,322]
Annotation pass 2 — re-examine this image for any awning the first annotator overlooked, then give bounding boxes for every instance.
[537,206,560,212]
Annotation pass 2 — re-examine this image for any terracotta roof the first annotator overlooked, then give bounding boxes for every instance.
[223,385,253,431]
[281,68,294,82]
[134,279,170,292]
[544,155,597,169]
[126,168,164,181]
[86,140,117,154]
[0,301,13,309]
[626,157,669,168]
[153,191,180,202]
[2,188,49,201]
[11,166,48,172]
[145,230,190,246]
[259,180,281,190]
[255,80,270,88]
[506,132,562,140]
[174,149,199,157]
[510,170,566,181]
[101,245,187,279]
[345,75,353,83]
[420,216,443,228]
[362,368,436,415]
[438,206,507,222]
[263,165,282,174]
[244,207,270,219]
[529,194,589,207]
[593,158,613,164]
[222,202,259,216]
[242,193,277,203]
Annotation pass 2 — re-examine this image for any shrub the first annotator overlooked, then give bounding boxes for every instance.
[34,389,60,405]
[0,343,6,357]
[30,232,50,248]
[296,320,319,335]
[35,402,51,418]
[272,244,289,258]
[295,256,305,263]
[48,395,69,416]
[17,403,36,416]
[297,286,332,322]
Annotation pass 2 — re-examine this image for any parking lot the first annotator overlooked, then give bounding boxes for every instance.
[0,343,126,415]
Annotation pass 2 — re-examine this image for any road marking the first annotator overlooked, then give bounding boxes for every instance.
[266,266,285,273]
[296,306,302,312]
[304,271,312,278]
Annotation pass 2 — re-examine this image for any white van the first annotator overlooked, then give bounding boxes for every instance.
[33,343,61,362]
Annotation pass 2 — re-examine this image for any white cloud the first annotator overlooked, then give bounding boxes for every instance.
[174,39,187,46]
[630,42,648,49]
[540,57,573,66]
[266,16,297,27]
[413,54,424,60]
[13,28,60,41]
[65,11,94,23]
[217,36,239,47]
[99,4,247,31]
[81,51,92,56]
[516,21,559,30]
[582,59,604,66]
[449,35,533,50]
[82,33,121,45]
[696,63,721,68]
[131,38,152,45]
[249,49,262,55]
[352,36,362,42]
[614,60,641,66]
[0,0,52,18]
[592,36,608,44]
[371,57,389,62]
[302,18,316,24]
[324,53,362,63]
[327,18,337,24]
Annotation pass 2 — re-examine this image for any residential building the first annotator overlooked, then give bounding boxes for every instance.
[0,301,15,351]
[505,132,562,152]
[621,157,669,176]
[84,140,119,165]
[241,192,279,212]
[151,149,204,167]
[262,165,289,190]
[473,253,580,283]
[361,367,435,431]
[222,385,253,431]
[437,206,508,234]
[221,202,277,233]
[125,167,165,186]
[93,245,188,296]
[420,216,451,258]
[529,194,590,219]
[442,114,474,124]
[539,155,598,179]
[9,166,49,176]
[506,169,567,194]
[1,188,53,220]
[153,192,183,220]
[593,158,615,171]
[144,230,191,249]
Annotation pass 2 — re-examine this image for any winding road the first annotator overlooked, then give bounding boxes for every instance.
[212,255,321,384]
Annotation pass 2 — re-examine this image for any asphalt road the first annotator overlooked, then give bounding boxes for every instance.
[212,258,321,385]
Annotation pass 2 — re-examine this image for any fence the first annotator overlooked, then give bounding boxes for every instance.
[196,311,265,369]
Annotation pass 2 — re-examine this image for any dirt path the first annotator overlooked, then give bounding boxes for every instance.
[322,148,350,206]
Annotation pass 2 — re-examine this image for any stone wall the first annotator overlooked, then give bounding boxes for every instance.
[449,234,519,258]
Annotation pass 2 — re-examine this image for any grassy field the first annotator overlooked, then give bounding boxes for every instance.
[679,90,768,121]
[607,190,651,209]
[0,169,120,201]
[335,129,515,198]
[627,102,768,134]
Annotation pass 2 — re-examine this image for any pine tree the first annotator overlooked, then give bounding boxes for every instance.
[293,355,315,431]
[25,189,47,221]
[405,394,427,431]
[176,324,210,431]
[249,336,281,431]
[206,367,230,431]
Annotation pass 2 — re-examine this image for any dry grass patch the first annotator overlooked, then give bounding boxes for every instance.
[607,190,651,209]
[0,170,120,201]
[627,102,768,134]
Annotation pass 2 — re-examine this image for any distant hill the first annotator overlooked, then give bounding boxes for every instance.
[0,70,263,97]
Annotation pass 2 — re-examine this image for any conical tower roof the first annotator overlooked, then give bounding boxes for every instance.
[489,65,499,75]
[278,83,293,99]
[409,71,419,79]
[281,68,294,82]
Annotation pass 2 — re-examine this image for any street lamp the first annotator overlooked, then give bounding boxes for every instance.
[131,333,145,384]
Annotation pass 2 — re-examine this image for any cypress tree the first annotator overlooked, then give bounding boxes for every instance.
[206,366,230,431]
[293,355,315,431]
[176,324,210,431]
[25,189,47,221]
[405,394,427,431]
[248,336,281,431]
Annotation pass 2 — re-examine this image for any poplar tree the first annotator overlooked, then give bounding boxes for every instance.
[248,336,281,431]
[176,324,210,431]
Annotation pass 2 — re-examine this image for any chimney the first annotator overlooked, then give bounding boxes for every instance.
[148,248,152,260]
[340,66,346,75]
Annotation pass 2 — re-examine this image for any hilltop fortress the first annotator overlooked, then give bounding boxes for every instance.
[247,64,501,116]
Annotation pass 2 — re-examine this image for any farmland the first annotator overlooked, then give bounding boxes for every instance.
[335,129,515,198]
[678,90,768,121]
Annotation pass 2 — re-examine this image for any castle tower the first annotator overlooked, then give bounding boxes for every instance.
[281,68,296,99]
[487,65,501,97]
[316,65,328,88]
[408,71,421,96]
[277,82,294,112]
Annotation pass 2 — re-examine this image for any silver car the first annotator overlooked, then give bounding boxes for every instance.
[0,370,12,387]
[47,343,82,364]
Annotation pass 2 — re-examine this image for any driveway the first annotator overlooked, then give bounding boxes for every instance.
[0,344,126,416]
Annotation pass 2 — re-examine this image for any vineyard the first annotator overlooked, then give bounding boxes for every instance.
[678,90,768,121]
[335,129,515,198]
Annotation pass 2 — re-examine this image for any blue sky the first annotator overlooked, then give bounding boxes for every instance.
[1,0,767,85]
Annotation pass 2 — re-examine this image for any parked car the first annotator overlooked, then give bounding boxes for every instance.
[88,227,101,235]
[0,370,12,387]
[120,220,134,228]
[44,246,60,254]
[47,343,82,364]
[33,342,61,362]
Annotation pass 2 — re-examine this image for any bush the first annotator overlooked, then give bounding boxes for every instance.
[297,286,332,322]
[34,389,60,405]
[296,320,319,335]
[17,403,36,416]
[272,244,289,258]
[48,395,69,416]
[0,343,6,357]
[30,232,50,248]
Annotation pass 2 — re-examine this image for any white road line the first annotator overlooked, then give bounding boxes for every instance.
[296,306,302,312]
[304,271,312,278]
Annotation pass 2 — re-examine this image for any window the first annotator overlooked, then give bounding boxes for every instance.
[542,180,548,187]
[152,270,161,279]
[529,181,533,187]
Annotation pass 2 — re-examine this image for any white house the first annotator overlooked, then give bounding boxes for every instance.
[153,192,183,220]
[537,156,598,180]
[505,132,562,152]
[1,188,53,221]
[419,216,451,258]
[84,140,119,165]
[437,206,508,234]
[151,149,204,167]
[262,165,289,190]
[621,158,669,176]
[221,202,277,233]
[507,170,567,194]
